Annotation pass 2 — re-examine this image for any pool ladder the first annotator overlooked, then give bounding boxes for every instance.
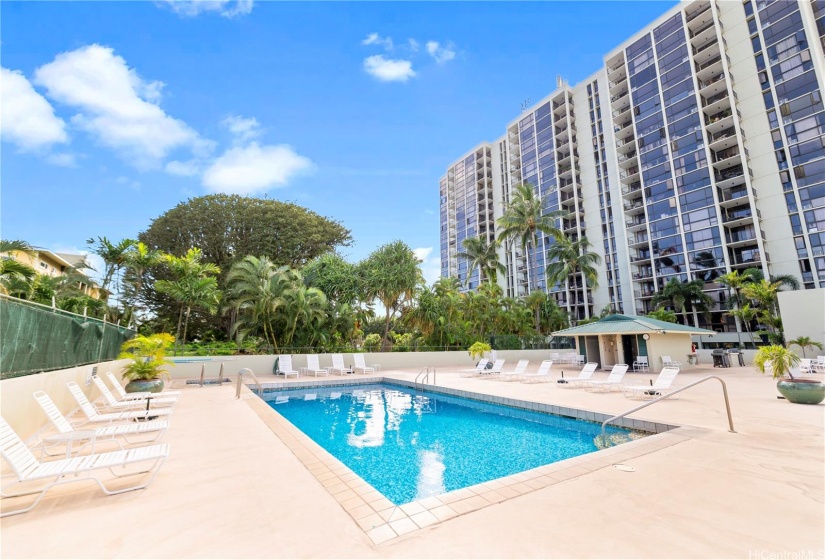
[414,367,436,390]
[236,368,263,398]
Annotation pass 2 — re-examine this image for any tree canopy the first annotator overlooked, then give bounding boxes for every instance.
[138,194,352,273]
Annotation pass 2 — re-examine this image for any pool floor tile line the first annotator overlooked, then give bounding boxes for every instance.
[240,380,696,547]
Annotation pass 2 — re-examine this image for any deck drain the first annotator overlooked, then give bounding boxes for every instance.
[613,464,636,472]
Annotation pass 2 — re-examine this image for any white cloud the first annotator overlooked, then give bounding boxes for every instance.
[46,153,77,167]
[0,67,68,151]
[202,142,312,195]
[165,159,202,176]
[414,247,441,287]
[33,44,206,168]
[361,32,393,51]
[363,55,415,83]
[222,114,261,143]
[159,0,253,18]
[408,38,420,52]
[426,41,456,64]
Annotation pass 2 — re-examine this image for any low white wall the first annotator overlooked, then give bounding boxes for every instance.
[165,349,577,380]
[0,359,130,440]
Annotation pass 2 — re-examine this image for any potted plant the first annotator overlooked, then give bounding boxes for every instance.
[753,344,825,405]
[468,341,492,365]
[119,333,174,393]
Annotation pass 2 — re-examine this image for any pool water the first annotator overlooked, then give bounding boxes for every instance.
[265,383,633,505]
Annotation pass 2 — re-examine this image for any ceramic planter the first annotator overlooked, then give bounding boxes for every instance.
[776,378,825,405]
[125,378,165,394]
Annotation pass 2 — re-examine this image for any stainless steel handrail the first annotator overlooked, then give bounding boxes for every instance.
[414,367,437,390]
[199,364,206,387]
[236,368,262,398]
[600,375,736,444]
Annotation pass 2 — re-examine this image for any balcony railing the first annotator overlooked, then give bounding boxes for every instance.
[713,146,740,163]
[726,230,757,244]
[715,165,745,183]
[698,72,725,89]
[709,127,737,143]
[695,54,722,73]
[702,90,729,107]
[686,2,711,22]
[722,207,754,223]
[693,38,719,57]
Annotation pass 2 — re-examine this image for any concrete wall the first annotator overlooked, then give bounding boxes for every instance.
[164,349,578,380]
[0,358,129,440]
[778,288,825,351]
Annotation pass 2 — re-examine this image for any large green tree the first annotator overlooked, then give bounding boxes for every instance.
[544,235,601,320]
[497,183,564,293]
[360,241,422,351]
[651,279,713,328]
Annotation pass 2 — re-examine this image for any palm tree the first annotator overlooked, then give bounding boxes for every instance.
[457,237,505,286]
[651,279,713,327]
[497,183,565,293]
[787,336,824,358]
[155,276,220,348]
[524,291,548,333]
[224,256,286,351]
[123,242,165,325]
[158,248,221,346]
[741,267,800,291]
[282,284,328,347]
[0,239,37,295]
[86,237,136,292]
[544,236,601,320]
[741,278,782,343]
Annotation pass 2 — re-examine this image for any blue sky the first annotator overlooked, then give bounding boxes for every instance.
[1,0,676,284]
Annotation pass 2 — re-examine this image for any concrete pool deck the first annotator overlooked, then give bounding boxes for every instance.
[1,363,823,558]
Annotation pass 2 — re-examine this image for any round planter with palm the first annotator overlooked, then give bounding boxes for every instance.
[753,344,825,405]
[119,333,174,393]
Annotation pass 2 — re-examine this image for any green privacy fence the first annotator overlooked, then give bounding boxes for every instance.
[0,295,136,380]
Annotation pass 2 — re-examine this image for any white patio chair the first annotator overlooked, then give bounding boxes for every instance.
[799,358,814,375]
[353,354,379,374]
[560,362,599,387]
[815,356,825,373]
[575,354,586,366]
[0,416,169,517]
[461,358,489,377]
[105,372,181,400]
[621,367,680,399]
[68,382,173,426]
[522,360,554,383]
[481,359,506,378]
[304,354,329,377]
[661,355,682,369]
[584,364,629,392]
[632,356,649,372]
[499,360,529,382]
[92,376,177,410]
[276,355,299,378]
[34,391,168,454]
[327,354,353,375]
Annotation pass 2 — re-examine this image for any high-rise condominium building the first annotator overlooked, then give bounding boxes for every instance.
[439,0,825,344]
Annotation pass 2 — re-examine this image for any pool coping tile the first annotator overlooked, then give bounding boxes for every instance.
[241,377,697,547]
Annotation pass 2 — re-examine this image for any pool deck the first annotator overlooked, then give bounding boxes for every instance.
[2,363,823,558]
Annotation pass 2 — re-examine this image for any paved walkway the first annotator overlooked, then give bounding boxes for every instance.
[1,364,823,558]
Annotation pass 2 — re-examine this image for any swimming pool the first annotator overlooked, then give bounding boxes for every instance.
[264,383,638,505]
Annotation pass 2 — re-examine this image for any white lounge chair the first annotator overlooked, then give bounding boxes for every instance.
[522,360,554,383]
[481,359,506,378]
[632,356,649,372]
[105,372,181,400]
[0,416,169,517]
[621,367,680,399]
[815,356,825,373]
[584,364,629,392]
[661,355,682,369]
[327,354,353,375]
[461,358,489,377]
[92,376,177,410]
[276,355,299,378]
[304,354,329,377]
[574,354,586,366]
[799,358,814,375]
[499,360,529,382]
[353,354,379,374]
[34,391,168,454]
[559,362,599,387]
[68,382,174,425]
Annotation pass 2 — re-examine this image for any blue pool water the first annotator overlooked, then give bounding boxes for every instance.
[265,383,633,505]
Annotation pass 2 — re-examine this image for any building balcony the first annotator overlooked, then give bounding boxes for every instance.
[708,127,738,151]
[616,135,637,154]
[715,164,746,188]
[629,252,652,263]
[685,1,711,24]
[613,105,633,126]
[618,151,638,169]
[628,233,650,247]
[725,228,758,246]
[692,37,720,66]
[690,23,718,52]
[610,90,630,110]
[695,52,722,74]
[620,168,640,184]
[701,90,731,115]
[722,206,760,228]
[624,199,645,214]
[633,269,654,280]
[712,146,742,170]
